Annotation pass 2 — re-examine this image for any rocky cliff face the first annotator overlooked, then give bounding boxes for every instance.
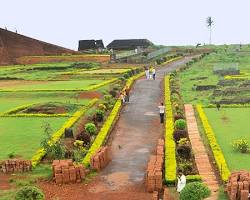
[0,28,76,65]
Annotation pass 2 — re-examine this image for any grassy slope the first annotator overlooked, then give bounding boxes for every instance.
[204,107,250,171]
[0,117,68,160]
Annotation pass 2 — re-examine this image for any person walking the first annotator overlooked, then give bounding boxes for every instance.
[120,91,126,103]
[125,86,130,102]
[158,103,165,124]
[145,67,150,80]
[177,170,186,193]
[152,67,156,80]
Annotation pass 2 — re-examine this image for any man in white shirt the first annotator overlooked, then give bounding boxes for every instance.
[158,103,165,124]
[177,170,186,193]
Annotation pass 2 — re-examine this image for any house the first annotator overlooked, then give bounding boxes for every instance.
[107,39,153,50]
[78,40,104,51]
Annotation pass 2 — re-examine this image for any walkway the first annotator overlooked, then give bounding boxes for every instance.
[96,57,195,195]
[184,104,219,200]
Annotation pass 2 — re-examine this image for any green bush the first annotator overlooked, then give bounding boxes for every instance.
[96,109,105,122]
[175,119,186,130]
[180,182,211,200]
[85,123,97,135]
[15,186,44,200]
[123,73,130,79]
[232,138,249,153]
[98,103,106,111]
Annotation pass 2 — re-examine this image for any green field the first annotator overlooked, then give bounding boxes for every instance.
[204,107,250,171]
[0,117,69,160]
[179,49,250,105]
[0,80,104,91]
[0,92,90,113]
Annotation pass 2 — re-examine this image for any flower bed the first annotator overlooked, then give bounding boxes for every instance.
[82,100,121,166]
[31,99,98,167]
[164,75,176,184]
[196,105,230,182]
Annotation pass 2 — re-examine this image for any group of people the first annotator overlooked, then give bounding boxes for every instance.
[145,66,156,80]
[120,86,130,103]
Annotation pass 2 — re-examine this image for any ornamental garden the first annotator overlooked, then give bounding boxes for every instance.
[1,45,250,200]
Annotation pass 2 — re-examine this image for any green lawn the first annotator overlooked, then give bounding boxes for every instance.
[0,117,69,160]
[0,80,104,91]
[179,50,250,105]
[0,92,90,113]
[204,107,250,171]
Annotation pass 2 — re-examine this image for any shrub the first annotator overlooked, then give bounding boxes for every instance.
[98,103,106,111]
[119,77,126,82]
[177,145,192,159]
[232,138,249,153]
[123,73,129,79]
[75,132,91,145]
[177,138,189,145]
[15,186,45,200]
[96,109,105,122]
[174,114,184,121]
[174,130,187,142]
[178,162,193,175]
[109,89,117,98]
[180,182,211,200]
[175,119,186,130]
[85,123,97,135]
[8,152,15,159]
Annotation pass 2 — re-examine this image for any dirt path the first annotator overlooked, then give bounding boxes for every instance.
[41,56,196,200]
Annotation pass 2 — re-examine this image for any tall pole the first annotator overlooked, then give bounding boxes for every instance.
[209,26,212,45]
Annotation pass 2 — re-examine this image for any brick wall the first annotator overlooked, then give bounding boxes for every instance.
[146,139,164,193]
[90,146,111,171]
[227,170,250,200]
[52,159,86,184]
[1,159,32,173]
[0,28,76,65]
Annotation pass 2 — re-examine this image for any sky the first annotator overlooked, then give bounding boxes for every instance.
[1,0,250,50]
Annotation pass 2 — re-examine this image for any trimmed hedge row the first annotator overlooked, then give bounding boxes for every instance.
[160,56,182,66]
[82,100,121,166]
[1,103,36,116]
[164,75,177,184]
[31,99,98,167]
[196,105,230,182]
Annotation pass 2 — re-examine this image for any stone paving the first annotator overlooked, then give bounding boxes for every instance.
[184,104,219,200]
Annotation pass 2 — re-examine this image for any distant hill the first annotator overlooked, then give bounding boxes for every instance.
[0,28,77,65]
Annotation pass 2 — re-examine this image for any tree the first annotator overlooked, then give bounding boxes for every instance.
[206,16,214,45]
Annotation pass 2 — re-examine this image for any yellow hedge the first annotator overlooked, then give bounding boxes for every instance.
[164,75,176,184]
[82,100,121,166]
[161,56,182,66]
[196,105,230,182]
[31,99,98,167]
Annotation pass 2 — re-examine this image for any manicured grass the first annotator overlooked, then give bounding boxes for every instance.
[77,68,130,74]
[179,50,250,105]
[0,92,90,113]
[0,117,69,160]
[0,80,103,91]
[204,107,250,171]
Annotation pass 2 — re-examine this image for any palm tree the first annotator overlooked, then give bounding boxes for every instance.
[206,16,214,44]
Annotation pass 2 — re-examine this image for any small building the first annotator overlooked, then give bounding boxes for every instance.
[78,40,104,52]
[107,39,153,50]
